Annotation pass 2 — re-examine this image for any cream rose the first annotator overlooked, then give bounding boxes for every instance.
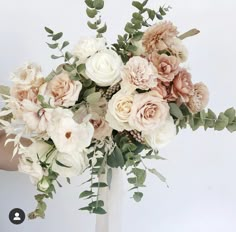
[129,91,169,132]
[47,108,94,154]
[72,37,106,63]
[121,56,158,90]
[142,116,176,151]
[106,90,134,131]
[85,49,123,86]
[39,72,82,107]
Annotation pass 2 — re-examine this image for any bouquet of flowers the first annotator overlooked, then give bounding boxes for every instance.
[1,0,236,219]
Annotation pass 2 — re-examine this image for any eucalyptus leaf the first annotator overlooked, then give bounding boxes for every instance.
[44,27,53,34]
[93,0,104,10]
[148,168,166,183]
[52,32,63,41]
[178,29,200,40]
[133,192,143,202]
[79,190,94,198]
[93,207,106,214]
[86,8,97,18]
[46,43,58,49]
[169,103,184,119]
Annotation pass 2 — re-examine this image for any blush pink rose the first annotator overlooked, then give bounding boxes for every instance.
[39,72,82,107]
[149,53,180,82]
[128,91,170,132]
[172,68,194,103]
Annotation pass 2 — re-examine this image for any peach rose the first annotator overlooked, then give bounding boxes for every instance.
[39,72,82,107]
[121,56,158,91]
[142,21,178,53]
[150,53,180,82]
[152,82,178,102]
[187,82,209,113]
[172,68,194,103]
[128,91,170,132]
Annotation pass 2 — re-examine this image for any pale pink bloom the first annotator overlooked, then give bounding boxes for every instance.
[90,117,112,140]
[128,91,169,132]
[39,72,82,107]
[121,56,158,91]
[149,53,180,82]
[172,68,194,103]
[187,82,209,113]
[21,100,52,133]
[142,21,178,53]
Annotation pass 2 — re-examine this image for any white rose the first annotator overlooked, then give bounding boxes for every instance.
[85,49,123,86]
[11,62,43,86]
[18,141,52,185]
[105,90,134,131]
[72,37,106,63]
[51,150,89,177]
[142,116,176,151]
[47,108,94,154]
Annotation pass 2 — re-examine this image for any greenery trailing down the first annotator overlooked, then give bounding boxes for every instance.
[112,0,171,62]
[85,0,107,37]
[169,103,236,133]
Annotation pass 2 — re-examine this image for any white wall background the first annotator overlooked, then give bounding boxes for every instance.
[1,0,236,231]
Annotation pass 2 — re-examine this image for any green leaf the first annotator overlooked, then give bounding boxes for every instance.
[132,12,143,20]
[87,21,98,30]
[148,168,166,182]
[227,123,236,132]
[46,43,58,49]
[93,0,104,10]
[55,160,72,168]
[132,31,143,41]
[148,9,156,20]
[66,177,71,184]
[44,27,53,34]
[77,63,86,73]
[97,24,107,33]
[125,22,136,34]
[61,41,69,50]
[51,55,63,59]
[93,207,106,214]
[214,112,229,131]
[132,1,143,11]
[79,206,92,211]
[132,168,146,186]
[159,7,166,16]
[89,200,104,208]
[63,64,74,72]
[52,32,63,41]
[79,190,94,198]
[83,87,96,98]
[128,177,137,184]
[133,192,143,202]
[85,0,94,8]
[107,146,125,168]
[142,0,148,6]
[86,8,97,18]
[156,13,163,20]
[91,182,108,188]
[224,108,235,124]
[169,103,184,119]
[127,44,137,52]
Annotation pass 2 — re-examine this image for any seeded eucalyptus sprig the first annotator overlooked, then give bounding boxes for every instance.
[85,0,107,37]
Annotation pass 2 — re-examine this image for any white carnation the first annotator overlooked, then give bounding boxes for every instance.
[142,116,176,151]
[85,49,123,86]
[72,37,106,63]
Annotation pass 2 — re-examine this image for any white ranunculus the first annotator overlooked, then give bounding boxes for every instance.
[11,62,43,86]
[85,49,123,86]
[47,108,94,154]
[142,116,176,151]
[72,37,106,63]
[18,141,53,185]
[51,150,89,177]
